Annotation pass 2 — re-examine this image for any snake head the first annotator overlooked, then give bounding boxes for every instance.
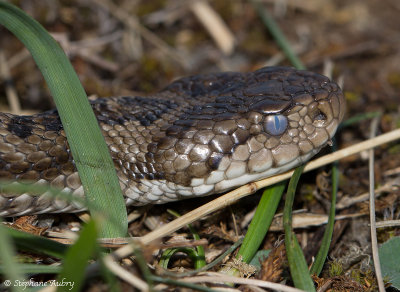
[241,66,346,165]
[198,66,346,193]
[139,66,346,201]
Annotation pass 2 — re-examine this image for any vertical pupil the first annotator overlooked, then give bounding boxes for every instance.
[274,115,280,130]
[264,114,288,136]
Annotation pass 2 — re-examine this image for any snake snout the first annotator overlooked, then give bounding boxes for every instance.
[312,85,345,130]
[316,89,345,141]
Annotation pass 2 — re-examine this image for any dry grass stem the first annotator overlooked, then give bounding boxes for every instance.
[7,48,31,69]
[70,31,123,49]
[51,33,119,72]
[181,273,305,292]
[375,219,400,228]
[269,212,364,231]
[92,0,186,67]
[103,256,149,291]
[383,166,400,176]
[190,0,236,55]
[337,177,400,209]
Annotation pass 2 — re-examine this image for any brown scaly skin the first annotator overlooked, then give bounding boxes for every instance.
[0,67,345,216]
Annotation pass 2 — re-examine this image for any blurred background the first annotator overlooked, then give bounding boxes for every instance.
[0,0,399,122]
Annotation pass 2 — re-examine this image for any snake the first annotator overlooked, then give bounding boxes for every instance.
[0,66,345,217]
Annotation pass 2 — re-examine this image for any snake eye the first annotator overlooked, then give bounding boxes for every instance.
[264,114,288,136]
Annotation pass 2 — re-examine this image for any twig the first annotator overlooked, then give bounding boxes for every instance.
[383,166,400,176]
[51,33,119,72]
[190,0,235,55]
[91,0,187,68]
[375,219,400,228]
[7,48,31,70]
[181,273,305,292]
[336,177,400,210]
[75,49,119,72]
[268,212,365,231]
[70,31,123,49]
[103,257,149,291]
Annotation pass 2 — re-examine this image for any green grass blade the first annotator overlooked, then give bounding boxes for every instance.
[284,165,315,291]
[237,181,286,264]
[5,228,67,259]
[0,221,25,292]
[339,112,381,129]
[285,232,315,291]
[57,220,99,292]
[251,0,305,70]
[167,209,206,269]
[310,162,338,276]
[0,1,127,238]
[160,247,200,270]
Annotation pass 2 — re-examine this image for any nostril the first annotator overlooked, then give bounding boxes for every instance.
[312,109,327,127]
[313,110,327,121]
